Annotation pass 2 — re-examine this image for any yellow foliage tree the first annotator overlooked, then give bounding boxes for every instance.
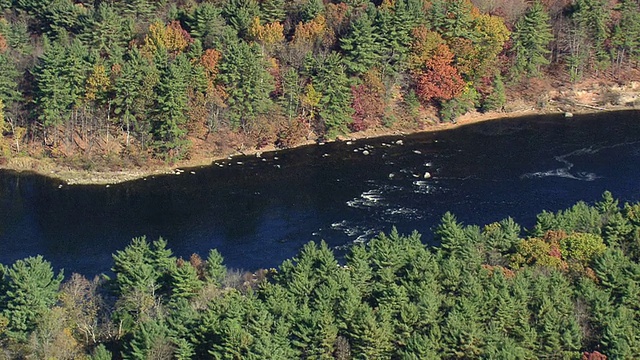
[472,13,510,77]
[249,17,284,47]
[301,83,322,118]
[142,21,192,57]
[85,64,111,102]
[408,26,446,71]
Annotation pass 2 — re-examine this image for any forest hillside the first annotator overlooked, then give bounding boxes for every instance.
[0,0,639,170]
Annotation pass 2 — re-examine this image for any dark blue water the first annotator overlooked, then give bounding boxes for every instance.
[1,111,640,276]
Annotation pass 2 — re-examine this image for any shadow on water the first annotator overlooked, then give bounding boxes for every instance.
[1,110,640,275]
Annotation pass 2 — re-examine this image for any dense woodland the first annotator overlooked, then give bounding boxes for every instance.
[0,0,639,164]
[0,192,639,358]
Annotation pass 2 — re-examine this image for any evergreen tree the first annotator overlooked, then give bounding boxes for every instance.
[260,0,286,23]
[511,1,553,78]
[435,212,467,258]
[153,52,192,157]
[300,0,325,23]
[432,0,476,40]
[0,256,63,341]
[34,37,76,130]
[187,3,228,49]
[375,0,419,72]
[113,47,160,150]
[223,0,261,39]
[0,54,21,120]
[340,8,382,76]
[482,74,506,112]
[219,40,275,132]
[611,0,640,67]
[171,261,203,300]
[80,3,133,58]
[310,52,353,137]
[206,249,227,286]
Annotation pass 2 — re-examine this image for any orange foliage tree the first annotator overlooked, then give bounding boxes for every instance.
[0,33,7,53]
[414,44,465,104]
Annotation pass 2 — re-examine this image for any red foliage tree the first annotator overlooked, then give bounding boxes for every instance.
[350,71,386,131]
[414,44,465,104]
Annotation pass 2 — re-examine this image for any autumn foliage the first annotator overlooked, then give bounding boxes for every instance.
[414,44,465,104]
[350,71,386,131]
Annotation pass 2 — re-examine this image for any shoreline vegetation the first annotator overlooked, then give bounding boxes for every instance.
[2,87,638,185]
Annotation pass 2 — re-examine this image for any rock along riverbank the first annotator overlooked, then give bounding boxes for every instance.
[2,99,638,185]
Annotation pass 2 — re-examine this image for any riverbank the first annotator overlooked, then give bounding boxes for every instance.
[2,81,638,185]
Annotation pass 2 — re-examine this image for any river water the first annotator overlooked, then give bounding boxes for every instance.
[1,111,640,276]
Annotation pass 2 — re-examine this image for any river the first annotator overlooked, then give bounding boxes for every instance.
[1,111,639,276]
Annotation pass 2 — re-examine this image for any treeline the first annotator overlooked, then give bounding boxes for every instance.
[0,0,639,162]
[1,192,640,358]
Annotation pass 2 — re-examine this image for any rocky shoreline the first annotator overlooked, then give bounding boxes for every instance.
[2,84,638,185]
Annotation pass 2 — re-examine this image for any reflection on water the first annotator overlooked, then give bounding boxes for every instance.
[1,110,640,276]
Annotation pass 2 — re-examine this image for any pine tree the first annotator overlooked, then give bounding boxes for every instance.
[435,212,467,258]
[0,256,63,341]
[206,249,227,286]
[171,260,203,300]
[219,40,275,132]
[260,0,286,23]
[223,0,261,39]
[0,54,21,122]
[482,74,506,112]
[340,8,382,76]
[511,1,553,78]
[375,0,419,72]
[80,3,133,58]
[310,52,353,137]
[153,52,192,157]
[187,3,228,48]
[611,0,640,67]
[34,37,75,130]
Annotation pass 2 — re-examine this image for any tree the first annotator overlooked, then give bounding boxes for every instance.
[171,260,203,300]
[34,37,76,133]
[152,52,192,157]
[482,74,506,112]
[219,40,275,132]
[435,212,467,258]
[113,47,160,150]
[511,1,553,78]
[310,52,353,137]
[611,0,640,69]
[187,3,228,49]
[111,236,176,297]
[80,3,133,58]
[0,256,64,341]
[223,0,261,39]
[260,0,286,23]
[375,0,423,72]
[340,9,382,75]
[414,44,465,104]
[206,249,227,286]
